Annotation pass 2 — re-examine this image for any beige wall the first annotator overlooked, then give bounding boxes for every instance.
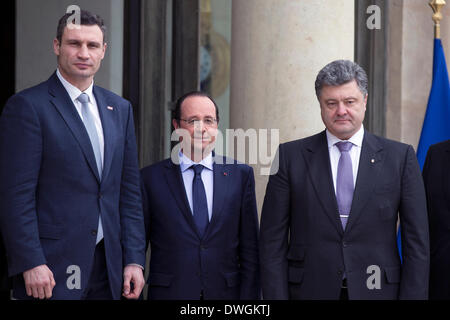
[16,0,123,95]
[230,0,355,213]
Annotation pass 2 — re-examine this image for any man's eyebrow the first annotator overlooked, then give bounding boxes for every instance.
[324,96,358,102]
[64,39,101,45]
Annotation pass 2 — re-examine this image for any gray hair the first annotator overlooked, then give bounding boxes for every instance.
[315,60,368,100]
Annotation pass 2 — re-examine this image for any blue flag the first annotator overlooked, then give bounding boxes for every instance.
[397,38,450,261]
[417,39,450,169]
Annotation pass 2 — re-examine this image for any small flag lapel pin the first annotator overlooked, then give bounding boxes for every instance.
[107,106,114,110]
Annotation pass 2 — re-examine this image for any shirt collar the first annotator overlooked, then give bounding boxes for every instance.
[326,124,365,149]
[56,68,95,104]
[179,151,214,173]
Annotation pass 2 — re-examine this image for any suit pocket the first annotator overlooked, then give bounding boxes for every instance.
[38,223,63,240]
[288,266,305,284]
[148,273,173,287]
[379,204,396,221]
[223,271,240,288]
[384,266,401,284]
[287,245,306,268]
[38,223,65,265]
[287,245,306,284]
[287,245,306,260]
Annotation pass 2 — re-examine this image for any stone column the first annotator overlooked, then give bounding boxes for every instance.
[229,0,355,214]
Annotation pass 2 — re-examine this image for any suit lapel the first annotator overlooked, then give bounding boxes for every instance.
[345,131,384,233]
[48,73,101,183]
[163,160,200,237]
[203,158,231,240]
[94,86,115,181]
[303,131,343,235]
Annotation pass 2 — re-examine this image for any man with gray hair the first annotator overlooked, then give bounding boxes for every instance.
[259,60,429,300]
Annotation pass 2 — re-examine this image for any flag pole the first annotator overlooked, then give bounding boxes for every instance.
[430,0,446,39]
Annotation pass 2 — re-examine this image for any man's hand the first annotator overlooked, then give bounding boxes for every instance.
[23,264,56,299]
[122,265,145,299]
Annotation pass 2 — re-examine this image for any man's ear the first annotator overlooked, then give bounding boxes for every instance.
[172,119,179,129]
[101,42,107,60]
[53,38,60,56]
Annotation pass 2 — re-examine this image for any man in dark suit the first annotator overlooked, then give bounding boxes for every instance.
[0,10,146,300]
[259,60,429,300]
[140,91,260,299]
[423,141,450,299]
[0,236,10,300]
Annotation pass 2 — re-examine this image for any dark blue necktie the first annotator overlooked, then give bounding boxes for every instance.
[191,165,209,237]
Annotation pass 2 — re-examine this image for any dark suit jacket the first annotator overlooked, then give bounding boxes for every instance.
[423,140,450,299]
[140,156,260,299]
[0,73,146,299]
[0,235,10,299]
[260,130,429,300]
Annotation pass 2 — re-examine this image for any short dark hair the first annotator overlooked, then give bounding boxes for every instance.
[56,9,106,44]
[173,91,220,125]
[315,60,368,100]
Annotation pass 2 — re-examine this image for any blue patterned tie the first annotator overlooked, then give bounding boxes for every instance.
[191,165,209,237]
[336,141,354,230]
[77,93,103,243]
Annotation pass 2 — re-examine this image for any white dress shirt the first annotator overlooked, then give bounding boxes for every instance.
[179,151,214,221]
[326,125,365,194]
[57,69,106,246]
[56,69,105,167]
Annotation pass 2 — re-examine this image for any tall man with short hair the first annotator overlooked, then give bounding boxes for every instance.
[260,60,429,300]
[0,10,146,300]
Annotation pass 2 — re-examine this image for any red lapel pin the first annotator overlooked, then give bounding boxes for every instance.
[223,172,228,176]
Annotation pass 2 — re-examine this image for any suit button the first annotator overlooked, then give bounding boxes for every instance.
[338,270,343,276]
[98,193,102,199]
[200,245,207,250]
[91,230,97,236]
[342,242,348,248]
